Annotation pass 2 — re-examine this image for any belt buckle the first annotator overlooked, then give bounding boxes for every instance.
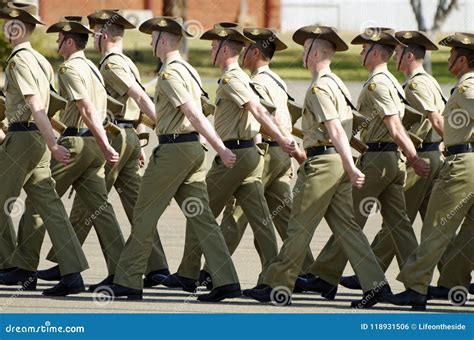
[173,133,178,139]
[237,140,240,146]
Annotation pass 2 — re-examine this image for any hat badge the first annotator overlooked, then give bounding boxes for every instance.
[250,29,259,36]
[99,12,109,20]
[403,32,413,39]
[63,23,72,32]
[461,37,471,45]
[158,19,167,27]
[370,34,381,41]
[312,27,322,34]
[218,30,228,37]
[9,10,19,18]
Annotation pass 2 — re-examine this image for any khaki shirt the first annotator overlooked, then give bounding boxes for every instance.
[358,64,405,143]
[99,50,140,121]
[302,67,353,149]
[58,51,107,128]
[251,65,292,135]
[4,42,52,123]
[154,55,200,135]
[404,66,444,143]
[443,71,474,147]
[215,63,259,141]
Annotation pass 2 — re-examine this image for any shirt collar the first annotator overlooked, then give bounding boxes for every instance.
[407,66,425,80]
[67,50,86,61]
[100,47,123,64]
[11,41,32,54]
[457,71,474,85]
[223,62,240,74]
[253,64,270,76]
[369,64,388,78]
[314,66,331,82]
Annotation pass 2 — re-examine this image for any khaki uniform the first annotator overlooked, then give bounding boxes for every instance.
[0,42,88,275]
[211,65,314,272]
[371,66,445,271]
[309,65,419,285]
[45,50,169,274]
[397,71,474,294]
[262,67,386,292]
[113,56,238,290]
[11,51,125,275]
[177,63,279,284]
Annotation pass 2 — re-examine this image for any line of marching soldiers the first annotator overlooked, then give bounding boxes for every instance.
[0,3,472,311]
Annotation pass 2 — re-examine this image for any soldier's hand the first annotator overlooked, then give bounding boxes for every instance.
[104,146,120,166]
[0,129,5,144]
[219,148,237,168]
[410,156,430,178]
[293,148,307,164]
[139,149,146,168]
[278,136,296,154]
[51,144,70,165]
[349,167,365,189]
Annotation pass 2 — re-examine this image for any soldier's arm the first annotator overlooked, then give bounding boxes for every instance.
[426,111,444,137]
[384,115,429,177]
[75,98,119,165]
[0,127,5,144]
[180,100,236,168]
[127,82,156,122]
[324,118,365,188]
[245,99,296,154]
[25,94,70,165]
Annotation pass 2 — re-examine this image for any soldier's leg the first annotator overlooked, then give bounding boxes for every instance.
[19,152,88,275]
[263,155,341,290]
[437,208,473,289]
[71,163,125,275]
[324,176,386,291]
[177,149,253,278]
[175,179,239,288]
[114,143,199,289]
[0,218,16,269]
[397,154,473,293]
[308,152,388,284]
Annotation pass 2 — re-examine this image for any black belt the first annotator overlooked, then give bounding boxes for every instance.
[158,132,199,144]
[445,143,474,156]
[223,139,255,149]
[62,127,93,137]
[263,139,279,147]
[305,145,337,157]
[416,142,440,152]
[114,119,135,129]
[8,122,38,132]
[366,142,398,152]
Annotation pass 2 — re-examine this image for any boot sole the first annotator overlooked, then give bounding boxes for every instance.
[0,280,37,291]
[43,286,86,297]
[198,290,242,302]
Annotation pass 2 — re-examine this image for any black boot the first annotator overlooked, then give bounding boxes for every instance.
[427,285,449,300]
[161,273,198,292]
[243,284,273,303]
[144,268,170,288]
[100,284,143,300]
[295,277,338,300]
[385,288,427,311]
[0,268,37,291]
[37,265,61,281]
[350,283,393,309]
[469,283,474,295]
[88,275,114,292]
[199,270,213,290]
[197,283,241,302]
[0,267,17,274]
[340,275,362,290]
[294,274,313,293]
[42,272,85,297]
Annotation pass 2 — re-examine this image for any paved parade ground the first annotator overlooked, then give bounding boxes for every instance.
[0,80,471,314]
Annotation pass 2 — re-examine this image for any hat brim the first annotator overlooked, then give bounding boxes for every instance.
[243,30,288,51]
[351,32,407,47]
[395,32,438,50]
[138,18,192,37]
[439,36,474,51]
[0,8,44,25]
[292,30,348,51]
[46,22,93,34]
[201,29,255,44]
[88,13,136,30]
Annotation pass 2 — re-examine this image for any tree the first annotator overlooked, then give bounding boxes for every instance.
[410,0,459,73]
